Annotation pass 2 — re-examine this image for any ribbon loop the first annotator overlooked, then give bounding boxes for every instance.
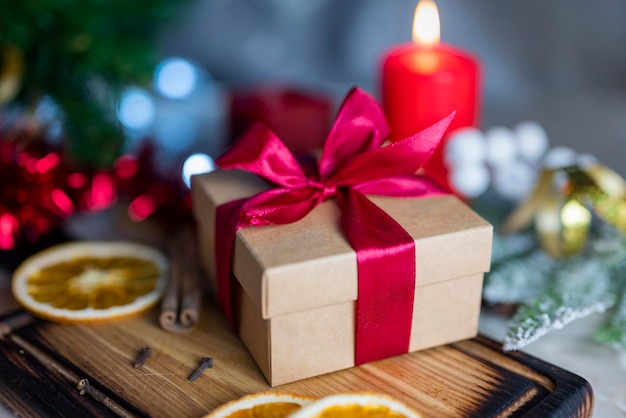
[217,122,307,189]
[326,112,455,186]
[319,88,391,180]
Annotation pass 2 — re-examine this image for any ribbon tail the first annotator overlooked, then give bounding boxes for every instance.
[339,189,416,365]
[217,123,308,188]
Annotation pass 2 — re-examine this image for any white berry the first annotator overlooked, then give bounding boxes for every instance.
[486,126,517,168]
[576,153,598,168]
[445,127,487,168]
[449,163,490,198]
[493,161,536,201]
[543,146,578,169]
[514,121,549,162]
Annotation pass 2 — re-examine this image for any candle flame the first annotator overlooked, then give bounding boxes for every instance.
[412,0,440,46]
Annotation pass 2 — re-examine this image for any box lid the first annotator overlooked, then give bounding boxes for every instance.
[192,170,493,319]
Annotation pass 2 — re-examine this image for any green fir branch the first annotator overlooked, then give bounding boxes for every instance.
[0,0,193,166]
[483,247,554,304]
[503,253,619,351]
[594,294,626,349]
[503,292,614,351]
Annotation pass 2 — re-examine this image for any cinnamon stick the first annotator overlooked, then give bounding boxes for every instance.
[0,310,35,337]
[159,227,202,334]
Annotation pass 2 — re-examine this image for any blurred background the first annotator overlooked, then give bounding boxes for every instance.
[1,0,626,248]
[156,0,626,172]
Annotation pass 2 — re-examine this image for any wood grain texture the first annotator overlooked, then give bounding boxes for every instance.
[0,300,593,418]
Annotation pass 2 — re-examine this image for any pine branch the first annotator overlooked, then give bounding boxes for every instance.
[503,257,617,350]
[594,294,626,349]
[483,248,554,304]
[491,231,537,264]
[503,293,614,351]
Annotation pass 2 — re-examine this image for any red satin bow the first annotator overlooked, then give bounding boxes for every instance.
[215,87,453,365]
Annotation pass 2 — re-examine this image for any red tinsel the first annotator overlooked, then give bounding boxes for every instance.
[0,132,191,250]
[114,141,192,227]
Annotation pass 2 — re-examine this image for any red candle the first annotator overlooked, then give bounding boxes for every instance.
[382,0,480,192]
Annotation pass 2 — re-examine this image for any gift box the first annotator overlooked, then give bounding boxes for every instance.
[192,88,493,386]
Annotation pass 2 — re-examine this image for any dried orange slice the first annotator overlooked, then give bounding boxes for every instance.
[289,393,421,418]
[12,241,168,324]
[205,392,316,418]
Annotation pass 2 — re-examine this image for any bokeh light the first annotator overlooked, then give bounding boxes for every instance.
[182,153,216,188]
[155,57,199,99]
[117,88,156,130]
[153,113,198,153]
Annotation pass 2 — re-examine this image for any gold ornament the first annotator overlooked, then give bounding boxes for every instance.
[501,164,626,258]
[0,45,24,105]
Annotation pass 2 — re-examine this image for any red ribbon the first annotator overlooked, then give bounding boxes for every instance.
[215,88,453,365]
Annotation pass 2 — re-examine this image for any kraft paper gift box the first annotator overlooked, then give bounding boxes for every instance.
[192,169,493,386]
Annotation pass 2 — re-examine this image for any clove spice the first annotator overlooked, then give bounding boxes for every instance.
[76,378,90,396]
[188,357,213,382]
[133,347,152,369]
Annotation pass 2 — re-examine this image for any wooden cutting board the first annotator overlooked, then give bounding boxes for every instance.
[0,298,594,418]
